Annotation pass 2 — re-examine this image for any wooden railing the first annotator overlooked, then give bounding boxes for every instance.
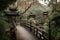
[21,23,48,40]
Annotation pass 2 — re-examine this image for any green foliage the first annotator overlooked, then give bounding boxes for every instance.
[0,12,11,40]
[49,12,60,21]
[50,22,60,40]
[0,19,10,40]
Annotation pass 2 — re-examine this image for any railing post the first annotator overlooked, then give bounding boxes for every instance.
[35,28,38,37]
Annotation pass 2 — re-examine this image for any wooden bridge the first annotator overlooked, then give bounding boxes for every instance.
[19,22,48,40]
[5,9,48,40]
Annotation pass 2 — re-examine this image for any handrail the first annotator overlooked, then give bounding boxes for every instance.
[22,23,48,40]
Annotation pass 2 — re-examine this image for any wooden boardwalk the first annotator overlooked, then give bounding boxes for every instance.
[16,25,39,40]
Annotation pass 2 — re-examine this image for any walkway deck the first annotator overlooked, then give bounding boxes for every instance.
[16,25,39,40]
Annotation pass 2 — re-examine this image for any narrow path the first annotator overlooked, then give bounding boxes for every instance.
[16,25,38,40]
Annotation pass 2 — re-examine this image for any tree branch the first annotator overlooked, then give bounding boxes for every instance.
[22,2,34,14]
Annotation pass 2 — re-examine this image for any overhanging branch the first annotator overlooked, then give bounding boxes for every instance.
[22,2,34,14]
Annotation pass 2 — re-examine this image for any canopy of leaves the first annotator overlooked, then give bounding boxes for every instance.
[0,0,16,11]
